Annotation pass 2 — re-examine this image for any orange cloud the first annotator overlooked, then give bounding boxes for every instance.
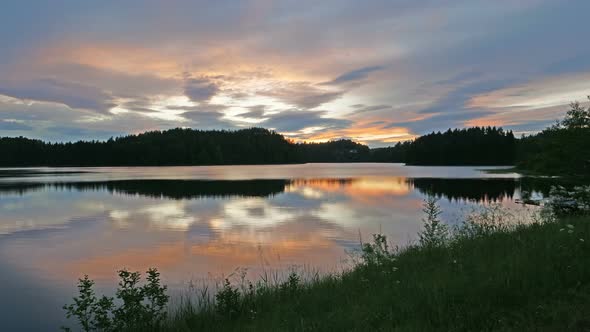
[464,103,580,128]
[301,121,416,144]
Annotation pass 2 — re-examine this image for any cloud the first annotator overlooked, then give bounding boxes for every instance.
[322,66,385,86]
[390,110,496,134]
[166,103,227,113]
[2,0,590,145]
[260,109,351,132]
[0,97,194,141]
[0,120,32,131]
[467,73,590,111]
[298,120,416,145]
[239,105,268,119]
[433,71,482,86]
[180,108,237,130]
[417,77,518,115]
[260,83,343,109]
[0,78,116,113]
[37,63,180,100]
[464,103,581,129]
[184,77,220,103]
[46,126,122,139]
[353,104,392,113]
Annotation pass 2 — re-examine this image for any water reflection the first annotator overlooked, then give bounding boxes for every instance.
[0,165,558,330]
[1,177,551,202]
[409,178,517,202]
[1,179,288,199]
[0,176,554,237]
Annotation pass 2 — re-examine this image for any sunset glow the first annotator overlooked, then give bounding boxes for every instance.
[1,1,589,145]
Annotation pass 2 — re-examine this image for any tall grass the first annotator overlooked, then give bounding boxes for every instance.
[64,199,590,331]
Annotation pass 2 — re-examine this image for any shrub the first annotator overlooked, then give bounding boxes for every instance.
[215,279,241,318]
[62,268,168,332]
[361,233,393,266]
[280,271,301,294]
[418,196,448,247]
[62,276,114,332]
[547,185,590,215]
[456,203,513,238]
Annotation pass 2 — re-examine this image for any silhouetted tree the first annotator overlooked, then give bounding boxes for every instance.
[517,99,590,175]
[0,128,372,166]
[373,127,516,165]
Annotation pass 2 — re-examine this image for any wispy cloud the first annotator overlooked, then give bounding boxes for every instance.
[262,109,352,132]
[184,76,220,103]
[1,0,589,145]
[0,78,116,114]
[0,120,32,131]
[259,82,343,109]
[321,66,385,86]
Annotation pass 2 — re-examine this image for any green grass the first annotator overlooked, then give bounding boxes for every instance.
[164,216,590,332]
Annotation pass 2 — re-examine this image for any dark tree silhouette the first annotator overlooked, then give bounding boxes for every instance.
[0,128,370,166]
[517,99,590,175]
[372,127,516,165]
[4,109,585,173]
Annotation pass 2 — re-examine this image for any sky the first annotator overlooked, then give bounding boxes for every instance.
[1,0,589,147]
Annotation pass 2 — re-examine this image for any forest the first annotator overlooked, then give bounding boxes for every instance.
[372,127,516,165]
[516,100,590,175]
[0,127,368,166]
[373,99,589,175]
[1,100,588,174]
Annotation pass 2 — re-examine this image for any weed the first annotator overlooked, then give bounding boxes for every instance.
[62,268,168,332]
[418,196,448,247]
[215,279,241,318]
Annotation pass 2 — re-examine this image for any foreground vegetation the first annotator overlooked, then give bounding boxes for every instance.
[63,197,590,331]
[165,213,589,332]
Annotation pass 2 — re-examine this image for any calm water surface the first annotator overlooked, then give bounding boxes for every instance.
[0,164,547,330]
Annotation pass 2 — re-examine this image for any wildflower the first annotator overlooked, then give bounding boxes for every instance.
[566,224,574,229]
[452,259,457,264]
[581,238,585,242]
[559,228,565,232]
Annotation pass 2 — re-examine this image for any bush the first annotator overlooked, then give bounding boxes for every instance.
[547,185,590,215]
[62,268,168,332]
[418,196,448,247]
[456,203,513,238]
[215,279,241,318]
[361,233,394,266]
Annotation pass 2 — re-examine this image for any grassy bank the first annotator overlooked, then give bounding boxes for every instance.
[62,204,590,332]
[162,215,590,331]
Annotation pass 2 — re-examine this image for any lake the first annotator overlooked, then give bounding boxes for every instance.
[0,163,550,330]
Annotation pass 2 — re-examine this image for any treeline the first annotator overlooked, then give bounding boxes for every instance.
[516,100,590,175]
[372,99,589,175]
[296,140,370,162]
[0,125,551,169]
[0,128,369,166]
[371,127,516,165]
[1,99,587,172]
